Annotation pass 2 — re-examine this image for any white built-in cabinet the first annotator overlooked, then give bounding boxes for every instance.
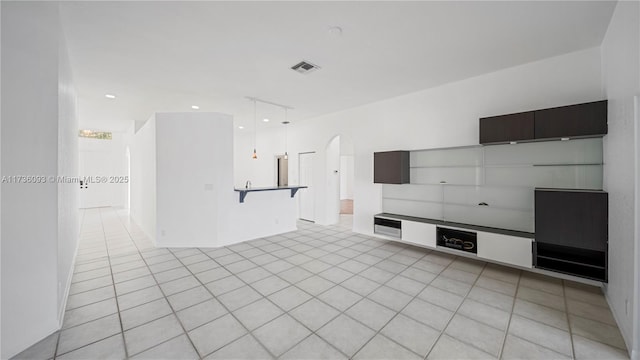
[476,232,532,269]
[401,220,436,248]
[395,219,533,269]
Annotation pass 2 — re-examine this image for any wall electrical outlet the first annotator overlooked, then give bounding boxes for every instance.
[161,230,166,236]
[625,299,629,315]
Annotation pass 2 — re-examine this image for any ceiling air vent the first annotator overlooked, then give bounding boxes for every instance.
[291,61,320,74]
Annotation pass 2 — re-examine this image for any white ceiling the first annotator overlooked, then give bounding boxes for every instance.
[59,1,616,132]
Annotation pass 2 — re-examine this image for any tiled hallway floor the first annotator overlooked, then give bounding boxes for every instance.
[15,208,629,360]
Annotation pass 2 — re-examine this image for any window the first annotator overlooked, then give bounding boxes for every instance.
[78,129,112,140]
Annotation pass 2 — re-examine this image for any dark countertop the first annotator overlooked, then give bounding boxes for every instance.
[375,212,535,239]
[234,185,308,192]
[234,186,308,203]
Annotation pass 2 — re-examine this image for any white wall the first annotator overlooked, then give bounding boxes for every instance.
[340,155,354,200]
[635,93,640,360]
[130,115,157,241]
[131,112,299,248]
[218,190,298,247]
[234,125,289,189]
[234,47,604,228]
[234,42,639,354]
[155,113,228,247]
[57,31,80,325]
[78,132,128,208]
[1,2,79,358]
[601,1,640,355]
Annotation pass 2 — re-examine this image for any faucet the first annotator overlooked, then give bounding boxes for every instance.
[245,180,251,189]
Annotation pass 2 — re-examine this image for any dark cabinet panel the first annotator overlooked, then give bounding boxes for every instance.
[374,151,410,184]
[479,111,534,144]
[534,100,607,140]
[534,188,608,282]
[535,189,607,251]
[534,243,607,282]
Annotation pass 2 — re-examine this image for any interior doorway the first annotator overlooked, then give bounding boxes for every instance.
[79,150,113,208]
[275,155,289,187]
[325,136,341,224]
[298,152,315,222]
[340,155,354,214]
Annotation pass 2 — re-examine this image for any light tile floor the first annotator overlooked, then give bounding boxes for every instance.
[14,208,630,360]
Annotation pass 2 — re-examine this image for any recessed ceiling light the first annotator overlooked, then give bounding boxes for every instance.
[238,126,244,129]
[105,94,116,99]
[191,105,200,110]
[263,118,269,122]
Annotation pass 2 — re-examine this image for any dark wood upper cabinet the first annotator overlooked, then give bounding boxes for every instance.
[535,189,608,251]
[534,100,607,140]
[374,151,410,184]
[479,111,534,144]
[479,100,607,145]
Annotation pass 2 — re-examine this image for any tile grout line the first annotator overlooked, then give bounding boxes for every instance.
[224,220,617,357]
[188,222,412,358]
[53,209,87,357]
[272,241,471,358]
[50,208,88,360]
[53,209,126,359]
[274,232,431,358]
[194,230,371,357]
[98,208,130,360]
[50,209,619,360]
[501,276,584,358]
[289,236,490,358]
[167,247,279,359]
[496,268,523,359]
[273,244,430,358]
[345,254,448,359]
[563,279,578,359]
[218,233,391,358]
[63,212,449,358]
[111,209,203,359]
[424,261,495,360]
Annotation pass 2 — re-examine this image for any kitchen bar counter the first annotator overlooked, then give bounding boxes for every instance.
[234,186,308,203]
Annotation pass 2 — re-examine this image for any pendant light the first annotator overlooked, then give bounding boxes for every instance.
[283,108,289,160]
[252,99,257,159]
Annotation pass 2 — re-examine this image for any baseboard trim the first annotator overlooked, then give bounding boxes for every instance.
[58,230,80,328]
[604,290,633,357]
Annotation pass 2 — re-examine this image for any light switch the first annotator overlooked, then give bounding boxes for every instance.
[204,184,213,191]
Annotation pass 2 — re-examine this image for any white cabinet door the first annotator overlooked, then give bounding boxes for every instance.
[477,232,533,268]
[402,221,436,248]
